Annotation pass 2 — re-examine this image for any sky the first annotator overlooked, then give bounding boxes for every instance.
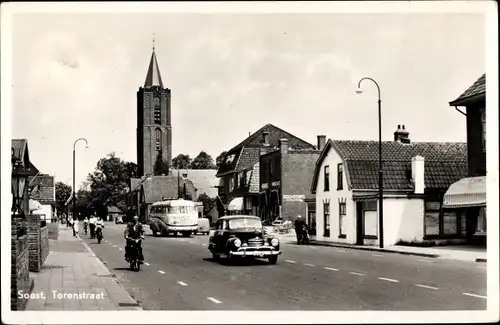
[7,4,488,190]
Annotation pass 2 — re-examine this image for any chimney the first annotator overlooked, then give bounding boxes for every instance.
[411,155,425,194]
[394,124,410,143]
[317,135,326,151]
[279,138,288,155]
[263,131,270,146]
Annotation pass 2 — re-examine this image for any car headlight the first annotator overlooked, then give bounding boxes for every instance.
[271,238,279,247]
[233,238,242,248]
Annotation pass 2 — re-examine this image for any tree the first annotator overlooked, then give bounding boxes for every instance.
[172,154,192,169]
[215,151,227,168]
[198,193,216,223]
[189,151,216,169]
[153,150,170,176]
[55,182,72,216]
[86,152,136,215]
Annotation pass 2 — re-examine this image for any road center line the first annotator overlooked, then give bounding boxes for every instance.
[417,259,433,263]
[378,277,399,283]
[207,297,222,304]
[113,245,117,248]
[372,254,382,257]
[324,267,338,271]
[337,250,346,253]
[462,293,487,299]
[144,262,150,266]
[415,284,438,290]
[158,270,166,274]
[285,260,297,263]
[350,272,364,276]
[118,248,123,251]
[202,244,207,246]
[304,263,315,267]
[177,281,188,286]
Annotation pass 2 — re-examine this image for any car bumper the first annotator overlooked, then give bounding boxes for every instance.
[165,226,197,231]
[229,248,281,257]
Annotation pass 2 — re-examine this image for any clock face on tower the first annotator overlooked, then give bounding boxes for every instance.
[153,87,162,98]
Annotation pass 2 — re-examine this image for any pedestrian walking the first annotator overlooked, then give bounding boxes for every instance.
[73,218,79,237]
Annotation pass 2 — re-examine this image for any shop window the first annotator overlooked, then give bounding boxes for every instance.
[323,202,330,237]
[324,165,330,191]
[443,211,459,235]
[339,202,346,238]
[363,200,377,238]
[424,201,440,236]
[337,163,344,190]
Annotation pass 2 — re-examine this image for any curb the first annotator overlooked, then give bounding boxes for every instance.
[475,258,487,263]
[79,237,143,310]
[307,241,440,258]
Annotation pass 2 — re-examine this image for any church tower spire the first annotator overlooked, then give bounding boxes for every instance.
[144,34,163,88]
[137,40,172,177]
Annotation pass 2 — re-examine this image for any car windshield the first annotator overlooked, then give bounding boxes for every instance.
[228,218,262,230]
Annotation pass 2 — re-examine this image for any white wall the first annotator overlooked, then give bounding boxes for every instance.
[382,198,424,246]
[314,146,356,244]
[35,204,53,223]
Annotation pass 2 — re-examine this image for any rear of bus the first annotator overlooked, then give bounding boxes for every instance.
[149,200,198,237]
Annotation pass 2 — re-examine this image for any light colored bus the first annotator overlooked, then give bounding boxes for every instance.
[148,199,199,237]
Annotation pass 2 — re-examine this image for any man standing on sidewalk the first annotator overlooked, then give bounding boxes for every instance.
[294,215,306,244]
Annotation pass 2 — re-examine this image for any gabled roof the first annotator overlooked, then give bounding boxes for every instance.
[311,139,467,193]
[28,175,55,204]
[144,50,163,88]
[141,175,196,204]
[216,124,316,177]
[449,74,486,106]
[172,169,219,199]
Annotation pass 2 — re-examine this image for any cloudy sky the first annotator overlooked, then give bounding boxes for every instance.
[6,3,488,189]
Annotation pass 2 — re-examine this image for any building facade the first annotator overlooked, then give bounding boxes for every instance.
[137,47,172,177]
[215,124,317,219]
[311,126,468,246]
[259,136,324,224]
[443,74,486,245]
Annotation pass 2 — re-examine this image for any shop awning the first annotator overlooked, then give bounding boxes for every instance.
[228,197,244,211]
[443,176,486,208]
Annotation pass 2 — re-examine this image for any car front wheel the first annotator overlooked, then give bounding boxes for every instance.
[268,256,278,265]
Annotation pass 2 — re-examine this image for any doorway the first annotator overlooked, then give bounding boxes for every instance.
[356,202,363,245]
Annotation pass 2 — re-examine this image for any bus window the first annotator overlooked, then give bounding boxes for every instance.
[168,207,180,214]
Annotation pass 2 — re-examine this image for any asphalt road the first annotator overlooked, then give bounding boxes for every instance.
[81,222,487,310]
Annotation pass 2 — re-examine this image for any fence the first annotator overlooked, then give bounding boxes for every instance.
[11,218,32,310]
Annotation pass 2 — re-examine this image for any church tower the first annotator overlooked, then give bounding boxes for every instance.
[137,44,172,177]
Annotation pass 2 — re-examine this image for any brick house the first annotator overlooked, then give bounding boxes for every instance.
[310,125,468,246]
[215,124,317,219]
[260,136,325,227]
[443,74,486,245]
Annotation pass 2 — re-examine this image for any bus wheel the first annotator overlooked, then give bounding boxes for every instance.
[182,231,191,237]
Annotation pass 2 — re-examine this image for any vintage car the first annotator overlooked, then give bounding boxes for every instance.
[208,215,281,264]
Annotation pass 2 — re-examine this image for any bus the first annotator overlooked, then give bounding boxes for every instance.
[148,199,199,237]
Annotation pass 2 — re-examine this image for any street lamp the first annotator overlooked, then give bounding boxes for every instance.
[73,138,88,224]
[11,148,30,217]
[356,77,384,248]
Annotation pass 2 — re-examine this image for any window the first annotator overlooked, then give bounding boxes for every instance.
[324,166,330,191]
[240,171,246,188]
[443,211,459,235]
[475,207,486,234]
[155,129,162,151]
[339,202,346,238]
[323,202,330,237]
[337,163,344,190]
[234,174,238,189]
[154,97,161,124]
[481,109,486,152]
[269,160,273,179]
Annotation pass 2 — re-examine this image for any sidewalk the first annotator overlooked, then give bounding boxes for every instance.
[25,224,142,311]
[304,240,487,263]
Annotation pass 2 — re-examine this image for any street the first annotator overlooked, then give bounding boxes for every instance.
[81,223,487,310]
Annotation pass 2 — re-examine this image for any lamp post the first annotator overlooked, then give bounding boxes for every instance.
[73,138,88,224]
[356,77,384,248]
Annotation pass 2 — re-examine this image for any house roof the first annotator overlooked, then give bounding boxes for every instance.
[29,174,55,204]
[449,73,486,106]
[141,175,196,204]
[12,139,31,168]
[172,169,218,198]
[311,139,467,193]
[216,124,316,177]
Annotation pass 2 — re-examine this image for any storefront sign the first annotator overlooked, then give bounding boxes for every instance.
[272,181,280,187]
[283,195,305,202]
[261,183,269,190]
